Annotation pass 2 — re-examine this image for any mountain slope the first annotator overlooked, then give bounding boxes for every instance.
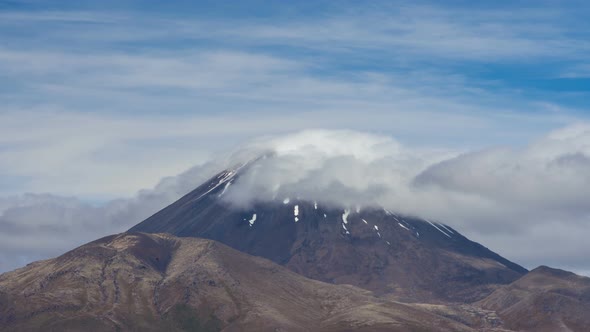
[131,167,527,302]
[478,266,590,332]
[0,232,481,332]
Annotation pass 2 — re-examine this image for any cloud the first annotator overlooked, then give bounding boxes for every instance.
[3,126,590,276]
[4,4,587,62]
[415,124,590,211]
[221,127,590,219]
[215,127,590,275]
[0,3,585,199]
[222,7,585,61]
[1,2,590,276]
[222,130,452,207]
[0,159,225,272]
[0,97,570,199]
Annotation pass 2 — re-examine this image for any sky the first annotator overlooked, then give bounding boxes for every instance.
[1,0,590,274]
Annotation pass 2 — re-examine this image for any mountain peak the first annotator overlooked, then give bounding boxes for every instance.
[131,167,527,302]
[199,130,437,212]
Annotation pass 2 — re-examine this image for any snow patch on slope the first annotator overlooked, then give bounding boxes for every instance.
[424,218,451,238]
[342,209,350,224]
[247,213,257,226]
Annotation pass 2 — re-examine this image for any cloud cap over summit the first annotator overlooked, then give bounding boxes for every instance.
[2,126,590,276]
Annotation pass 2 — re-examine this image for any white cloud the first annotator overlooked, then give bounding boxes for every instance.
[220,127,590,220]
[222,130,453,208]
[3,126,590,277]
[214,127,590,276]
[0,159,225,272]
[0,5,584,199]
[1,3,590,277]
[0,103,570,199]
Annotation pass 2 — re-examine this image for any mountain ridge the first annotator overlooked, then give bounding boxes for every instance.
[0,232,485,332]
[131,167,526,303]
[2,163,590,331]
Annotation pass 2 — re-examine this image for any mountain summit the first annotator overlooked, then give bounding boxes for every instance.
[130,161,527,302]
[3,155,590,331]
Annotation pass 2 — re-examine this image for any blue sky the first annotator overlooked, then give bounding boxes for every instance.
[1,0,590,197]
[2,1,590,273]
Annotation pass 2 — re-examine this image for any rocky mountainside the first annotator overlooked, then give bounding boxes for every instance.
[478,266,590,332]
[1,232,493,332]
[131,167,527,302]
[2,163,590,331]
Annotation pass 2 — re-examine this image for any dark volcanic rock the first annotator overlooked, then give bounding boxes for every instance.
[4,165,590,331]
[130,167,527,302]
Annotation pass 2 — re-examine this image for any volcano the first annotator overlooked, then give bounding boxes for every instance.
[3,159,590,331]
[130,161,527,303]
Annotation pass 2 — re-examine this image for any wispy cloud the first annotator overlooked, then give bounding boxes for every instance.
[1,1,590,275]
[3,126,590,276]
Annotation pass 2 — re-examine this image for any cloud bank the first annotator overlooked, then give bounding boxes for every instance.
[222,130,454,208]
[2,126,590,276]
[1,3,585,199]
[223,128,590,275]
[0,160,224,272]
